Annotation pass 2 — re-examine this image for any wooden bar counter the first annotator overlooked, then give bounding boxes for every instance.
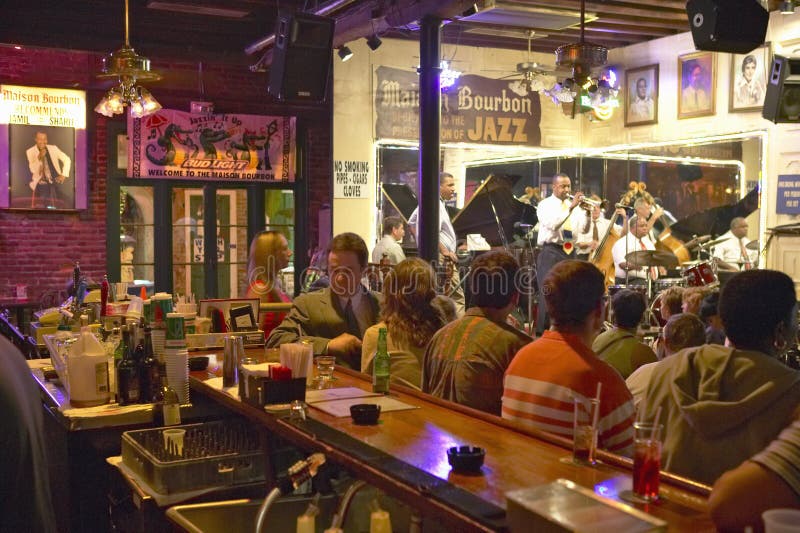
[190,354,714,532]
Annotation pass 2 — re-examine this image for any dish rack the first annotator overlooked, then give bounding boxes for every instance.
[121,420,265,494]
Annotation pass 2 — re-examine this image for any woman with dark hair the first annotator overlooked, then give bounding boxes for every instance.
[637,269,800,485]
[245,230,292,338]
[361,258,454,389]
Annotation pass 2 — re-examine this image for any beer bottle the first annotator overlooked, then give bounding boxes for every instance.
[153,378,181,426]
[117,326,141,405]
[372,327,390,394]
[139,327,159,403]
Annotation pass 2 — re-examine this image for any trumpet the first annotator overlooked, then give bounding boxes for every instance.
[567,194,602,210]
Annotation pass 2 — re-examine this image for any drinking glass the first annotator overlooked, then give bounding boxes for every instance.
[572,398,599,466]
[632,422,662,502]
[315,355,336,389]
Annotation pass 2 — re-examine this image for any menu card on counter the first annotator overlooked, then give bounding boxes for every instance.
[310,394,418,418]
[305,387,382,404]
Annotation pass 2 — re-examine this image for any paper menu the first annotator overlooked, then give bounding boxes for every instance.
[305,386,382,404]
[310,395,418,418]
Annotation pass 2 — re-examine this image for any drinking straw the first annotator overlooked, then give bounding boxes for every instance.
[591,382,602,432]
[651,406,662,441]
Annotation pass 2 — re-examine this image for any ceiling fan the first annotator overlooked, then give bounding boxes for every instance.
[496,30,557,97]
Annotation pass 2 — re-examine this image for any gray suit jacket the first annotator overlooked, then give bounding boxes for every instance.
[265,286,381,368]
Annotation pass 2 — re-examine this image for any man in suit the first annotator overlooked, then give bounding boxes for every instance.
[266,232,381,369]
[26,130,71,209]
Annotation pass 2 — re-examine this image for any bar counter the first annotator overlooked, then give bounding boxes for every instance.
[190,355,714,532]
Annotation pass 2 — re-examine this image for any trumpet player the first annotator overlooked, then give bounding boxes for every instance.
[535,173,591,334]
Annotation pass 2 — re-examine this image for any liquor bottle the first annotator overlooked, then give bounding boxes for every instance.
[372,327,390,394]
[116,327,141,405]
[113,325,126,373]
[100,275,109,317]
[139,327,159,403]
[153,378,181,426]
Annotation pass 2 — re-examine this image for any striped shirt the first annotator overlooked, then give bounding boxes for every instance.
[752,419,800,497]
[502,330,636,456]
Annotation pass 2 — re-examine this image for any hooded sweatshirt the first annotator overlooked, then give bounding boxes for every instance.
[639,343,800,486]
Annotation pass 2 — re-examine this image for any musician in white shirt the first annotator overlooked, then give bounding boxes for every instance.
[575,196,627,260]
[535,173,589,333]
[612,216,660,285]
[712,217,757,271]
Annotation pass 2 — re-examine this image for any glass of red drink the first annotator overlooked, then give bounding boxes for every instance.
[632,422,663,502]
[572,398,599,465]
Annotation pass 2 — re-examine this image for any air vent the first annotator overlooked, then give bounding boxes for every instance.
[461,0,597,30]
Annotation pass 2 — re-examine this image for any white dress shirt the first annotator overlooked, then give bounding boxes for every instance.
[712,231,757,269]
[536,195,588,246]
[371,235,405,264]
[612,232,656,280]
[576,215,611,252]
[26,143,71,191]
[408,199,457,253]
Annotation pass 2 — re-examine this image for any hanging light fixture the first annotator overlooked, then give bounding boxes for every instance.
[337,45,354,62]
[95,0,162,118]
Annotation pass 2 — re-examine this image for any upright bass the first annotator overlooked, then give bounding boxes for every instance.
[590,202,626,287]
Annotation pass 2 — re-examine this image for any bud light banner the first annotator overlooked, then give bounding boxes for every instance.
[375,66,541,146]
[128,110,295,182]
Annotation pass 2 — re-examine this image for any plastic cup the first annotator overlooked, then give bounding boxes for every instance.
[572,398,598,465]
[633,422,663,502]
[762,509,800,533]
[162,428,186,455]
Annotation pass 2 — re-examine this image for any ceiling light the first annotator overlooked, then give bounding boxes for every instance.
[366,34,382,51]
[461,3,479,17]
[338,46,354,62]
[781,0,795,14]
[94,0,162,118]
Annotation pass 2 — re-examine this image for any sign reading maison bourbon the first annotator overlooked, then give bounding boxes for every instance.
[375,66,541,146]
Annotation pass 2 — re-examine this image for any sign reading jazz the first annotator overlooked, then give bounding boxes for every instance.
[375,67,541,146]
[128,110,296,182]
[0,84,88,210]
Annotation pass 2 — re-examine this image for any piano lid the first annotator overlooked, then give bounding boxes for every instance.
[669,187,759,241]
[381,183,418,223]
[452,174,537,247]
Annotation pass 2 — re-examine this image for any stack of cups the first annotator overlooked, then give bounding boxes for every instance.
[176,302,198,335]
[165,312,189,404]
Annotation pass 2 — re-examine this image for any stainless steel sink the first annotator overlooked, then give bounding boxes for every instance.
[166,495,337,533]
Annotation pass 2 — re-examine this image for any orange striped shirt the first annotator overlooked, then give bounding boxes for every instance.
[502,330,635,456]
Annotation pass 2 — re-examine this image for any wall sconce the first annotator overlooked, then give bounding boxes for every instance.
[781,0,796,14]
[338,45,354,62]
[366,34,382,51]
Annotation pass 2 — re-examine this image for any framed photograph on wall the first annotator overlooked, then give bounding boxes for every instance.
[624,64,659,127]
[678,51,716,119]
[0,84,87,210]
[729,43,770,112]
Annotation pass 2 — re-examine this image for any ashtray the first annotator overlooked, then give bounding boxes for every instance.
[188,356,210,371]
[350,403,381,425]
[447,445,485,472]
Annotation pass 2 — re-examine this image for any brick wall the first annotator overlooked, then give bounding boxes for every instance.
[0,47,331,303]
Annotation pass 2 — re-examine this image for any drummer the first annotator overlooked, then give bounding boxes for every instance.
[711,217,758,271]
[611,216,665,285]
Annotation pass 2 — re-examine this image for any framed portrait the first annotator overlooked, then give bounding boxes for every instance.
[678,51,716,119]
[729,43,770,112]
[624,64,659,127]
[0,85,87,211]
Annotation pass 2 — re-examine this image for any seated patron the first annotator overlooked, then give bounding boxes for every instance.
[371,216,406,265]
[626,313,706,409]
[361,258,454,389]
[700,291,725,345]
[245,230,293,339]
[652,285,685,358]
[592,289,657,379]
[422,251,531,415]
[502,261,636,456]
[637,270,800,485]
[709,418,800,532]
[681,286,707,315]
[266,233,380,369]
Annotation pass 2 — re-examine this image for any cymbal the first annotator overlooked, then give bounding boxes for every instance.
[625,250,679,268]
[746,240,759,250]
[705,235,731,247]
[684,234,711,249]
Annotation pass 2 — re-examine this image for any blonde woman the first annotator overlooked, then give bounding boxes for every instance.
[245,231,292,338]
[361,258,454,389]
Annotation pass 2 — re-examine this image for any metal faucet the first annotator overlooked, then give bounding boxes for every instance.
[254,453,326,533]
[329,479,368,530]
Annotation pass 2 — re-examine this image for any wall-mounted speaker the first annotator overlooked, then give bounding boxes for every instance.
[268,13,335,103]
[685,0,768,54]
[763,55,800,123]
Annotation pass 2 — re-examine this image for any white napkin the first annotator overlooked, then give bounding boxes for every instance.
[279,342,314,385]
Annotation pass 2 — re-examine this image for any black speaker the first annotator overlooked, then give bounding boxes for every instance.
[763,55,800,123]
[686,0,768,54]
[268,13,335,103]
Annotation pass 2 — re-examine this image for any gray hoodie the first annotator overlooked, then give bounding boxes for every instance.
[639,344,800,486]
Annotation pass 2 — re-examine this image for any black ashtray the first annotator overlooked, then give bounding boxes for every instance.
[188,356,210,371]
[447,445,486,472]
[350,403,381,425]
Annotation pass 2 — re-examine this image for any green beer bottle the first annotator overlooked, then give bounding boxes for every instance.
[372,327,390,394]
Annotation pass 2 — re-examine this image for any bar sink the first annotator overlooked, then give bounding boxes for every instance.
[167,495,337,533]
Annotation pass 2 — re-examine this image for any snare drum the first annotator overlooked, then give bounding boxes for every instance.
[682,261,718,287]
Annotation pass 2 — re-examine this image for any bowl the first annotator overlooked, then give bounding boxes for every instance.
[350,403,381,425]
[188,356,210,371]
[447,445,485,472]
